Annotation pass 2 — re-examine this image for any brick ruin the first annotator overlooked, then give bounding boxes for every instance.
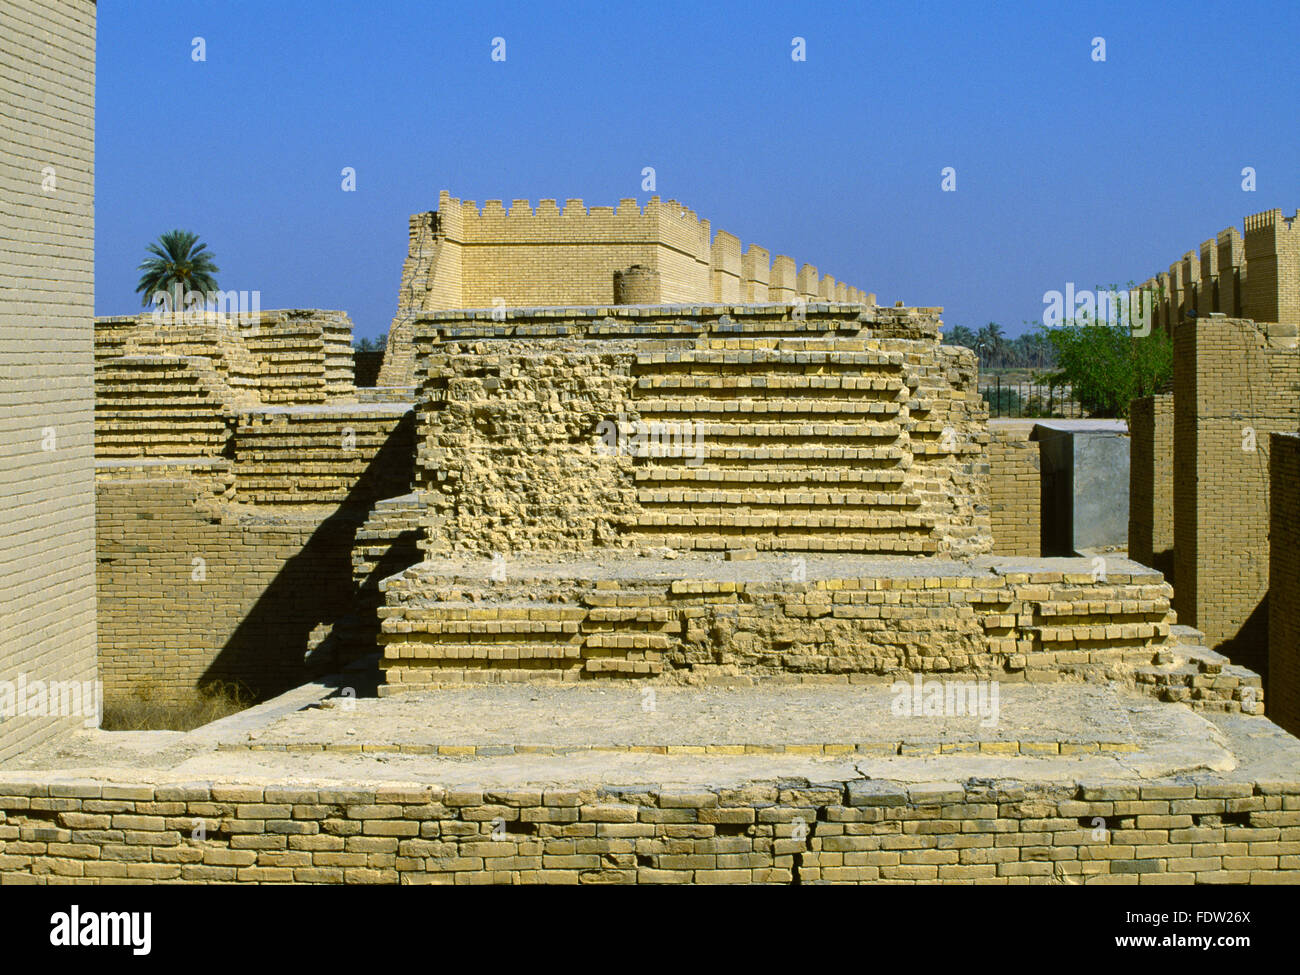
[7,176,1300,883]
[1125,208,1300,739]
[93,310,418,701]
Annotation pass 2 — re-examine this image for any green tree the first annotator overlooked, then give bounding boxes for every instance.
[135,230,220,306]
[1039,322,1170,418]
[353,336,384,352]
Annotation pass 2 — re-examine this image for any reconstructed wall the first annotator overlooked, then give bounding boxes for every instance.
[379,191,874,388]
[987,422,1041,557]
[96,474,359,700]
[1138,208,1300,331]
[397,190,869,312]
[0,0,99,759]
[3,775,1297,884]
[1128,395,1174,580]
[1173,317,1300,675]
[1269,434,1300,738]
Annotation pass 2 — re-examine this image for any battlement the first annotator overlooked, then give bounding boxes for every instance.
[391,189,872,325]
[1140,207,1300,326]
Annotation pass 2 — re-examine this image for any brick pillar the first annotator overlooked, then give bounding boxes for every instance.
[1128,393,1174,580]
[1217,227,1245,319]
[1173,315,1300,673]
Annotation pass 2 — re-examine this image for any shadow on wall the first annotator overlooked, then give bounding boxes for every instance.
[354,351,384,388]
[1148,548,1175,585]
[200,412,417,700]
[1220,597,1269,691]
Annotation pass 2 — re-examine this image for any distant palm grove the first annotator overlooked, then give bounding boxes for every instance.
[943,323,1057,371]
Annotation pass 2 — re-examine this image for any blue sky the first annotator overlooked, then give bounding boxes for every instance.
[96,0,1300,340]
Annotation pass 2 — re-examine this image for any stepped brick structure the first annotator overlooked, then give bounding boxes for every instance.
[366,301,1259,713]
[93,312,418,702]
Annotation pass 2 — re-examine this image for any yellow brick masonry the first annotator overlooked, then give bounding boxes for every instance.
[376,563,1261,707]
[1128,395,1174,580]
[377,192,875,387]
[1172,317,1300,674]
[2,776,1298,884]
[987,422,1041,557]
[410,305,989,560]
[0,0,98,760]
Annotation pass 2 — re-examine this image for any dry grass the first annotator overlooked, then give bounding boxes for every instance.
[101,679,253,732]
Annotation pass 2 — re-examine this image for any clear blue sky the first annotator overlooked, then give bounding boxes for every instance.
[95,0,1300,341]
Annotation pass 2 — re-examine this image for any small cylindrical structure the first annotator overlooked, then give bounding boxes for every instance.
[614,265,660,305]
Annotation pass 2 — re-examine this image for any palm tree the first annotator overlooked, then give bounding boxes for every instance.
[975,322,1005,368]
[135,230,220,307]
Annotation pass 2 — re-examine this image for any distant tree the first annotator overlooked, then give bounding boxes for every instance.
[944,322,1058,372]
[945,324,977,349]
[135,230,220,306]
[353,336,384,353]
[975,322,1005,366]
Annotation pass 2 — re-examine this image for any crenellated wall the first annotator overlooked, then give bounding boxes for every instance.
[382,190,873,388]
[1138,208,1300,330]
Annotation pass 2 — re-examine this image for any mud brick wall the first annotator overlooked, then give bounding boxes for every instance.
[2,776,1297,884]
[394,190,869,317]
[377,562,1213,694]
[411,307,989,560]
[1269,434,1300,738]
[987,422,1041,557]
[1128,395,1174,579]
[0,0,99,760]
[95,478,364,704]
[1173,317,1300,674]
[95,310,358,409]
